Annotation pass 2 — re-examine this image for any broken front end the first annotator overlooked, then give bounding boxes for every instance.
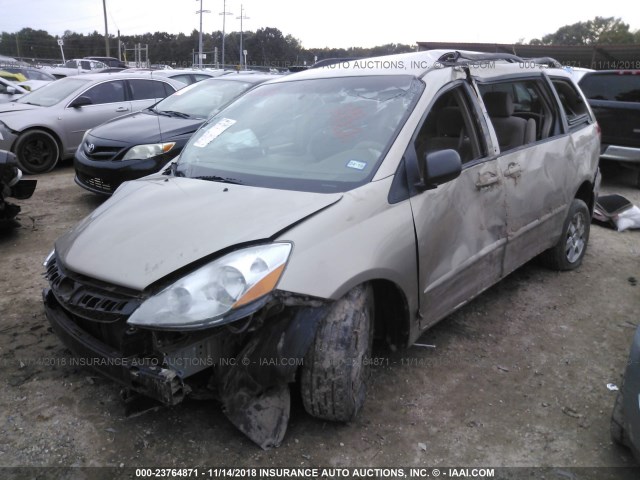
[42,247,327,449]
[0,150,37,224]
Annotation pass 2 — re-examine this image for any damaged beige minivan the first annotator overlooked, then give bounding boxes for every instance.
[43,51,600,449]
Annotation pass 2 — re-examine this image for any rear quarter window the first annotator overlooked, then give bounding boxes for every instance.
[550,78,592,129]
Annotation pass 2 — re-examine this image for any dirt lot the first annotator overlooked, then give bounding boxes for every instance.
[1,162,639,477]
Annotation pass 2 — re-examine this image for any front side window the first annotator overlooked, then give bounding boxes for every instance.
[414,85,486,167]
[176,76,423,193]
[82,80,126,105]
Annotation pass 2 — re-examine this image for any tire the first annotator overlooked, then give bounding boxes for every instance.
[611,391,628,446]
[300,284,374,422]
[14,129,60,174]
[539,198,590,271]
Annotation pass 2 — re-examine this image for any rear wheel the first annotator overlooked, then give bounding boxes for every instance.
[539,198,590,270]
[300,284,374,422]
[14,129,60,174]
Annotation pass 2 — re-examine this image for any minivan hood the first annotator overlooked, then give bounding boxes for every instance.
[90,110,204,145]
[56,177,342,291]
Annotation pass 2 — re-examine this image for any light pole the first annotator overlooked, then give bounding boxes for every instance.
[236,4,249,69]
[219,0,233,68]
[102,0,110,56]
[196,0,211,67]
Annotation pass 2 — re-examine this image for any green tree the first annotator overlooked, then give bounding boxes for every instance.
[531,16,636,45]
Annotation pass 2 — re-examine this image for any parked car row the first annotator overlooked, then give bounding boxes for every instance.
[0,72,184,173]
[39,50,602,449]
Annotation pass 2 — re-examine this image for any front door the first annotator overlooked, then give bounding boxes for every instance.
[408,83,508,329]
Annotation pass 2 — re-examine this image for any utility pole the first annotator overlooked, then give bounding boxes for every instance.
[195,0,211,67]
[237,4,249,68]
[103,0,110,56]
[219,0,233,68]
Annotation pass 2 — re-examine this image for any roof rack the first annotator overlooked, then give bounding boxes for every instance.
[437,51,524,65]
[436,51,563,68]
[523,57,563,68]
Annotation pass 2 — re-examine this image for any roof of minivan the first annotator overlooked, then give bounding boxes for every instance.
[271,50,571,83]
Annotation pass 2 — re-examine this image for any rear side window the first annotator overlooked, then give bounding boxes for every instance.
[550,79,591,128]
[478,78,560,148]
[170,74,193,85]
[579,73,640,102]
[128,79,172,101]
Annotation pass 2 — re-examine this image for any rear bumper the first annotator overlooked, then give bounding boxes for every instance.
[43,288,187,405]
[600,145,640,164]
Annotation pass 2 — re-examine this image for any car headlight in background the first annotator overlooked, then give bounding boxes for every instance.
[121,142,176,161]
[80,129,91,145]
[128,243,292,330]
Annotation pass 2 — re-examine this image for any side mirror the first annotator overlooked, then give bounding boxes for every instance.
[69,96,92,108]
[420,149,461,190]
[5,86,17,95]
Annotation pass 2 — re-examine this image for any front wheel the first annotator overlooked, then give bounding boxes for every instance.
[539,198,590,271]
[611,391,628,446]
[300,284,374,422]
[14,129,60,174]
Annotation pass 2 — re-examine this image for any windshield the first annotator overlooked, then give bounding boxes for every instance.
[154,79,256,118]
[176,75,423,193]
[15,77,91,107]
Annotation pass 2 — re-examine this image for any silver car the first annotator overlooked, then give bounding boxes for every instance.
[43,50,600,449]
[0,73,184,173]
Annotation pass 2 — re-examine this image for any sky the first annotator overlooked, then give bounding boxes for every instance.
[2,0,639,49]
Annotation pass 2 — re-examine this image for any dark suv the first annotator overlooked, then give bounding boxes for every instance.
[579,71,640,174]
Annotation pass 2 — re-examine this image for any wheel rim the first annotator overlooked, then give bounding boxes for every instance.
[22,136,55,170]
[565,211,586,263]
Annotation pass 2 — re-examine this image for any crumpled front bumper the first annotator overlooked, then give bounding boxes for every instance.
[43,288,187,405]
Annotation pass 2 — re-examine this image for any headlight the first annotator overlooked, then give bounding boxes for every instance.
[43,249,55,267]
[121,142,176,161]
[80,129,91,144]
[128,243,292,330]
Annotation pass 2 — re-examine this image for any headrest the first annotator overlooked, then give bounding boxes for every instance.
[483,91,515,117]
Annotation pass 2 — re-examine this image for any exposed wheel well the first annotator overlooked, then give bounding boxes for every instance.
[575,180,595,214]
[371,279,410,350]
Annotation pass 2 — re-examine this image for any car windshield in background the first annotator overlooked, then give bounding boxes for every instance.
[15,77,91,107]
[176,75,423,193]
[153,79,256,119]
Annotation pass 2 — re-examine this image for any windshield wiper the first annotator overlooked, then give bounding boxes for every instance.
[148,107,171,117]
[159,110,191,119]
[194,175,243,185]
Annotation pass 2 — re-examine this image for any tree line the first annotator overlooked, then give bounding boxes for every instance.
[0,27,415,67]
[2,17,638,67]
[528,16,640,45]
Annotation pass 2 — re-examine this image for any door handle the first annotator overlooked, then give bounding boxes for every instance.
[504,162,522,178]
[115,107,129,112]
[476,171,500,188]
